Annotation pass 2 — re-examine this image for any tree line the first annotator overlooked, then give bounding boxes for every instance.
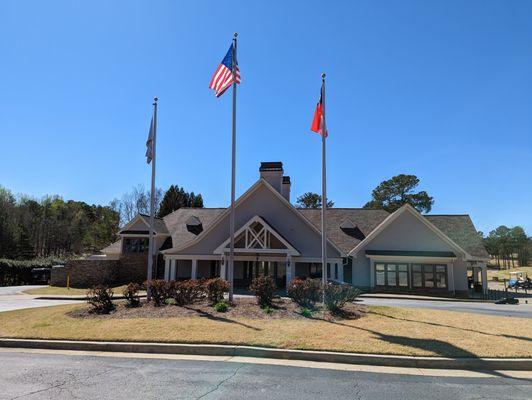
[0,183,204,260]
[110,184,204,226]
[481,226,531,269]
[0,186,119,259]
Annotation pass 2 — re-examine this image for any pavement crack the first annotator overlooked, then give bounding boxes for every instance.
[195,363,245,400]
[9,366,114,399]
[9,380,69,400]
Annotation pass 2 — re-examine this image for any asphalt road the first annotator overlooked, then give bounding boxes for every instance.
[0,350,530,400]
[359,297,532,318]
[0,286,82,313]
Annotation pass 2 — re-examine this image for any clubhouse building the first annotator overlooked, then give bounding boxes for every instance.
[95,162,489,297]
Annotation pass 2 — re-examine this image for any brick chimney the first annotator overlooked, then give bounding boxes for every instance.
[259,162,283,193]
[281,176,291,202]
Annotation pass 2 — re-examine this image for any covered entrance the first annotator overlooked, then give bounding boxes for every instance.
[234,259,286,288]
[214,215,300,289]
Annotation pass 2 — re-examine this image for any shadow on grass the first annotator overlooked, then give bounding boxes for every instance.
[182,306,261,331]
[310,313,529,379]
[368,309,532,344]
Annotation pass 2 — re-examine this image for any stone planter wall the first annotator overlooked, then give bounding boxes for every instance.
[51,254,161,288]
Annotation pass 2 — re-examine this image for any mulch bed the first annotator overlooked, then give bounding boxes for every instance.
[68,297,367,321]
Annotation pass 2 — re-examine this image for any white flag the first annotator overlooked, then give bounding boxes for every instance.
[145,117,154,164]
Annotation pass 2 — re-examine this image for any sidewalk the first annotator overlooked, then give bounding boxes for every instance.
[359,293,471,302]
[33,292,147,301]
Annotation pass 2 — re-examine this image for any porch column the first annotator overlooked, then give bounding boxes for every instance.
[164,258,170,280]
[480,263,488,294]
[473,267,480,284]
[369,259,375,289]
[338,262,344,282]
[447,262,455,294]
[285,255,292,290]
[220,254,227,280]
[170,259,177,280]
[191,259,198,280]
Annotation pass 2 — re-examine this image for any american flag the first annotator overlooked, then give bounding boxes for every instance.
[209,43,241,97]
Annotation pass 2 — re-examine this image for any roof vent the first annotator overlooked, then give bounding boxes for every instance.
[340,220,365,241]
[186,216,203,235]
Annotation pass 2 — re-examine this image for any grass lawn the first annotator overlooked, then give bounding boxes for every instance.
[487,266,532,281]
[23,285,129,296]
[0,302,531,358]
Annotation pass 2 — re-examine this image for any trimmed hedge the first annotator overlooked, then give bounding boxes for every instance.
[0,258,64,286]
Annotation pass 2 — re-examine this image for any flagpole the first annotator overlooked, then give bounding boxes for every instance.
[228,33,238,302]
[147,97,158,302]
[320,74,327,301]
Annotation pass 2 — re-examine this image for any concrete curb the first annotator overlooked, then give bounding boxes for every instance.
[0,338,530,371]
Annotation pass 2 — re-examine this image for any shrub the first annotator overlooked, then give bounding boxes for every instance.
[249,276,276,307]
[146,279,169,306]
[323,283,361,314]
[122,282,141,307]
[205,278,229,304]
[86,285,115,314]
[287,278,322,309]
[213,300,229,312]
[263,305,273,315]
[171,279,205,306]
[299,307,312,318]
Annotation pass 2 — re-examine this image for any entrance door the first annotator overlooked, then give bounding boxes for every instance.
[236,260,285,288]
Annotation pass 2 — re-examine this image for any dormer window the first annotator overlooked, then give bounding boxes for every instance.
[340,220,365,241]
[186,216,203,235]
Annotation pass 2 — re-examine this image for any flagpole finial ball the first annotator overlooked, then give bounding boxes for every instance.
[234,32,238,38]
[153,97,158,103]
[321,73,326,79]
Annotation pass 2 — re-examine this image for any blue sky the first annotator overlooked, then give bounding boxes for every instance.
[1,0,531,234]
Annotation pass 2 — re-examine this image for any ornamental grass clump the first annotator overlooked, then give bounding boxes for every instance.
[287,278,322,309]
[249,276,276,308]
[323,283,361,314]
[86,285,115,314]
[213,300,229,312]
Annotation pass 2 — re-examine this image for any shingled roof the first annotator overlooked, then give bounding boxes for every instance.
[298,208,390,253]
[162,208,225,250]
[138,214,169,235]
[105,206,488,260]
[101,239,121,254]
[425,215,489,259]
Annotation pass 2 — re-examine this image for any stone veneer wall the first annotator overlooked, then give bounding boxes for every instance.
[51,254,161,288]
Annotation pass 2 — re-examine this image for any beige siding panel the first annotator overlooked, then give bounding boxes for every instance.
[365,211,457,253]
